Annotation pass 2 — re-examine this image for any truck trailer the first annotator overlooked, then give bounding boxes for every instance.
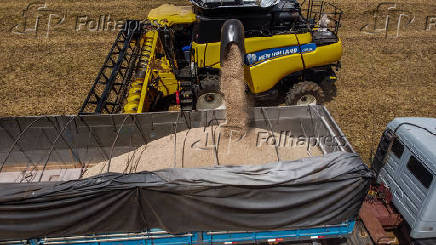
[1,109,435,245]
[0,106,372,245]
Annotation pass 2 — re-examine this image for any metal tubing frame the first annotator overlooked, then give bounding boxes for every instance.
[79,20,144,114]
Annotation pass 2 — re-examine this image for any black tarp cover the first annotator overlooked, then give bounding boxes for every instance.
[0,151,373,240]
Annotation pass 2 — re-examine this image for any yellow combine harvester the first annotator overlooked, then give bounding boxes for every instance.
[80,0,343,114]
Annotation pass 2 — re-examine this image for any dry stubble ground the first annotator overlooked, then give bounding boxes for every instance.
[0,0,435,163]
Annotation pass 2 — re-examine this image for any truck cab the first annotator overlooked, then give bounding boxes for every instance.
[362,117,436,244]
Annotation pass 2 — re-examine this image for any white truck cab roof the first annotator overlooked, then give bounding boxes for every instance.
[387,117,436,173]
[381,117,436,239]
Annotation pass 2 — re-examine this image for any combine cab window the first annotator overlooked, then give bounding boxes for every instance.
[407,156,433,189]
[390,138,404,159]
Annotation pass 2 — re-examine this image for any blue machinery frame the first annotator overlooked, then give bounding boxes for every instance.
[6,221,355,245]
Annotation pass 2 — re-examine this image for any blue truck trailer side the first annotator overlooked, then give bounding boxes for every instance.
[2,221,355,245]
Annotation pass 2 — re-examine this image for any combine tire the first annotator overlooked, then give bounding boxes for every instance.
[200,75,220,92]
[285,81,324,105]
[320,76,337,102]
[196,75,225,110]
[196,92,225,110]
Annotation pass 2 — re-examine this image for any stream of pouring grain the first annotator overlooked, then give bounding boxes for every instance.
[220,43,249,136]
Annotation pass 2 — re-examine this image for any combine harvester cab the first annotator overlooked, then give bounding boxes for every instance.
[0,106,373,245]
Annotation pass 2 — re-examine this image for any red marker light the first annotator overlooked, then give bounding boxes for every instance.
[176,91,180,105]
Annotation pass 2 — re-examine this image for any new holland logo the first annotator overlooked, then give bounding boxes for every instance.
[245,43,317,66]
[246,53,257,65]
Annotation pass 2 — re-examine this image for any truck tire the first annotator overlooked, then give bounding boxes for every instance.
[285,81,325,105]
[347,221,374,245]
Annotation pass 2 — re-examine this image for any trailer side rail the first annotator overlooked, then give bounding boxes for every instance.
[0,221,354,245]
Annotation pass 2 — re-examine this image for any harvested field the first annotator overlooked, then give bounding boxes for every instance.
[0,0,435,163]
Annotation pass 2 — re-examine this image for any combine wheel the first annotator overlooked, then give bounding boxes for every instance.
[320,76,337,103]
[200,74,220,92]
[196,75,225,110]
[285,81,324,106]
[197,92,225,110]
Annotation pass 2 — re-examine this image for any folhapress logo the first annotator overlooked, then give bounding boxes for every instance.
[10,1,134,38]
[360,2,435,38]
[10,1,66,38]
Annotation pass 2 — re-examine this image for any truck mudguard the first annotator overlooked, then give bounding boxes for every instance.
[0,151,373,240]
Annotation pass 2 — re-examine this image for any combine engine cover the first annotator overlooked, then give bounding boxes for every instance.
[192,0,305,44]
[191,0,280,9]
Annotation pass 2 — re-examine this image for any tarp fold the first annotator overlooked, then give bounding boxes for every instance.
[0,151,373,240]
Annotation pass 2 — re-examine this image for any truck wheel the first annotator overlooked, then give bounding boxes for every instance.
[347,221,374,245]
[285,81,324,105]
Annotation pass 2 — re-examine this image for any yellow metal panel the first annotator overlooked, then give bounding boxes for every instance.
[148,4,196,25]
[302,40,343,69]
[124,30,160,114]
[192,33,312,68]
[248,54,304,94]
[192,42,220,68]
[248,40,342,94]
[193,33,342,95]
[245,32,312,53]
[157,72,179,96]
